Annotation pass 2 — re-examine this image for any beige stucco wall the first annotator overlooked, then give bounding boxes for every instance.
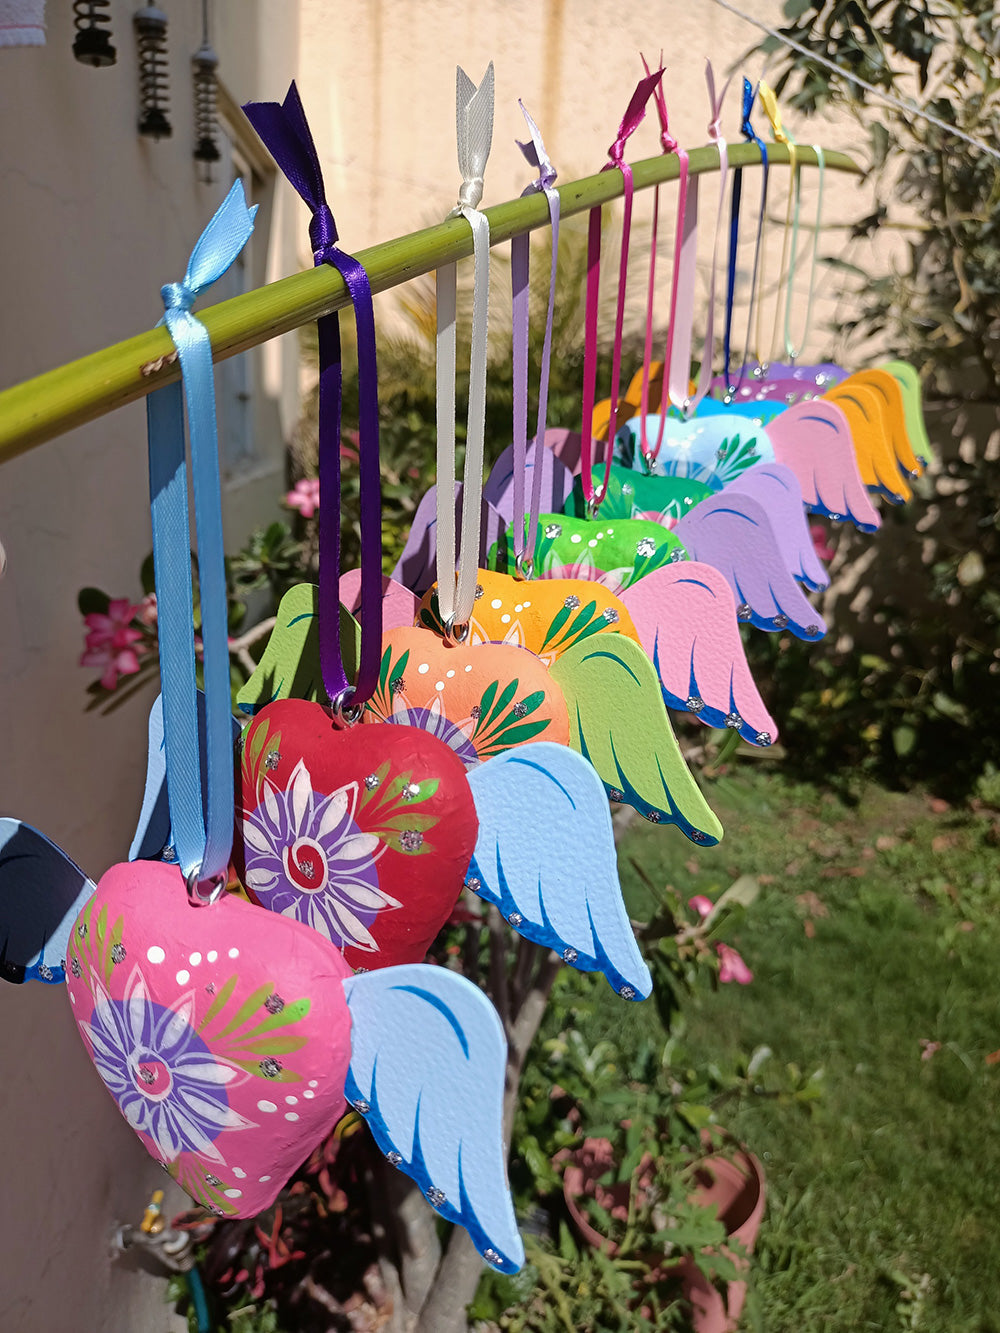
[0,4,300,1330]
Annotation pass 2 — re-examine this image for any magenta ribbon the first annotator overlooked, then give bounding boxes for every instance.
[242,82,382,712]
[580,63,664,511]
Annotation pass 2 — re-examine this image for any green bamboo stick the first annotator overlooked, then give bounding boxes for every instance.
[0,142,861,464]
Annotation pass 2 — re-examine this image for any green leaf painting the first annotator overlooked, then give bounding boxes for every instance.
[236,584,361,714]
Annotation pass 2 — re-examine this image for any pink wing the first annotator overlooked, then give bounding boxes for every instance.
[674,493,826,641]
[767,401,880,533]
[340,569,418,632]
[621,562,777,747]
[725,464,829,592]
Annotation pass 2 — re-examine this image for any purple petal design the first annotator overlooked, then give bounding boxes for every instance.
[385,701,480,769]
[242,760,394,950]
[484,438,576,526]
[81,967,254,1165]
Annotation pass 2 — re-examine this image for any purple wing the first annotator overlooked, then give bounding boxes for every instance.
[621,563,778,746]
[484,438,576,524]
[391,483,506,595]
[766,400,880,533]
[674,494,826,640]
[725,464,829,592]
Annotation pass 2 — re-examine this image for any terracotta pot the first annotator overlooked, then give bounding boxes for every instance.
[561,1142,766,1331]
[680,1151,767,1333]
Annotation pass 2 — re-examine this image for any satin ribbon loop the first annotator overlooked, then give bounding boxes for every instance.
[243,81,383,712]
[511,100,561,564]
[436,64,495,628]
[149,179,257,889]
[581,64,663,508]
[758,81,790,145]
[643,51,678,154]
[705,60,734,144]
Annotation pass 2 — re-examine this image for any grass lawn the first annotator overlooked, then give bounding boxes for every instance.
[611,769,1000,1333]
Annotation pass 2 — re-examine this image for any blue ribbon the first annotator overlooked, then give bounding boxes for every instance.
[147,180,257,889]
[723,78,769,392]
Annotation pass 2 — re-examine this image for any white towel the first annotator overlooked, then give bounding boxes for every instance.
[0,0,45,47]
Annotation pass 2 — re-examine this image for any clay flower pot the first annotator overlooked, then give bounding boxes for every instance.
[679,1150,767,1332]
[561,1140,766,1331]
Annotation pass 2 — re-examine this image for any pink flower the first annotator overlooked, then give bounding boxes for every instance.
[136,592,158,627]
[688,894,714,920]
[286,477,321,518]
[716,942,753,985]
[920,1039,941,1062]
[83,598,141,649]
[80,635,144,691]
[810,522,835,563]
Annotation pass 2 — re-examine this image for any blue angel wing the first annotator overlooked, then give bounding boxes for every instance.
[465,743,650,1000]
[129,691,242,860]
[0,819,96,983]
[343,963,524,1273]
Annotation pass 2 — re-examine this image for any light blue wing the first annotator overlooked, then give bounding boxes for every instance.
[129,691,242,861]
[465,743,650,1000]
[0,819,96,983]
[343,963,524,1274]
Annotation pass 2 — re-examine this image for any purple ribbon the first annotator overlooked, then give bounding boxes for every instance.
[243,82,382,712]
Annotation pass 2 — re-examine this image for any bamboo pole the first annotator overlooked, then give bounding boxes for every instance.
[0,142,861,464]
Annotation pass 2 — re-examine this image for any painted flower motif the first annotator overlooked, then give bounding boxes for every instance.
[386,696,480,768]
[242,759,393,950]
[80,967,254,1165]
[544,561,632,596]
[285,477,321,518]
[716,942,753,985]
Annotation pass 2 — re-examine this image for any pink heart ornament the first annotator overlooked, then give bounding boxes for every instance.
[66,860,353,1218]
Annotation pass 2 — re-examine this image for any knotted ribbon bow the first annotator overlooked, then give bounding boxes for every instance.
[242,82,382,712]
[148,180,256,891]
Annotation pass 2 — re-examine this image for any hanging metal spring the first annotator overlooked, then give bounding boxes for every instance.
[72,0,116,67]
[192,40,221,167]
[134,5,172,140]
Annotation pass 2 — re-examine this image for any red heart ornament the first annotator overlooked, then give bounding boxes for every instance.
[363,626,570,764]
[235,702,478,970]
[66,860,354,1218]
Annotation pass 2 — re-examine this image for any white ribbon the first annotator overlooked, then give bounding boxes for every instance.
[436,62,495,630]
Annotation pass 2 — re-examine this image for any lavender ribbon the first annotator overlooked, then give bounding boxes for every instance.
[243,82,382,712]
[510,101,560,570]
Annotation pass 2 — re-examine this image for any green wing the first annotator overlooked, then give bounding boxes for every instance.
[236,583,361,714]
[549,635,723,845]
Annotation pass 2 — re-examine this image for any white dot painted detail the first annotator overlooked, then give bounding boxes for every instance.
[189,952,201,966]
[303,1090,315,1100]
[490,598,503,609]
[146,946,165,965]
[285,1095,298,1106]
[523,600,531,607]
[464,664,473,672]
[233,1167,246,1179]
[417,662,429,674]
[309,1080,318,1088]
[207,950,217,962]
[228,947,239,959]
[224,1189,242,1199]
[588,539,598,548]
[514,604,523,613]
[570,533,582,543]
[435,680,445,691]
[446,669,455,678]
[257,1100,277,1113]
[175,970,190,985]
[258,1175,271,1183]
[285,1112,299,1122]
